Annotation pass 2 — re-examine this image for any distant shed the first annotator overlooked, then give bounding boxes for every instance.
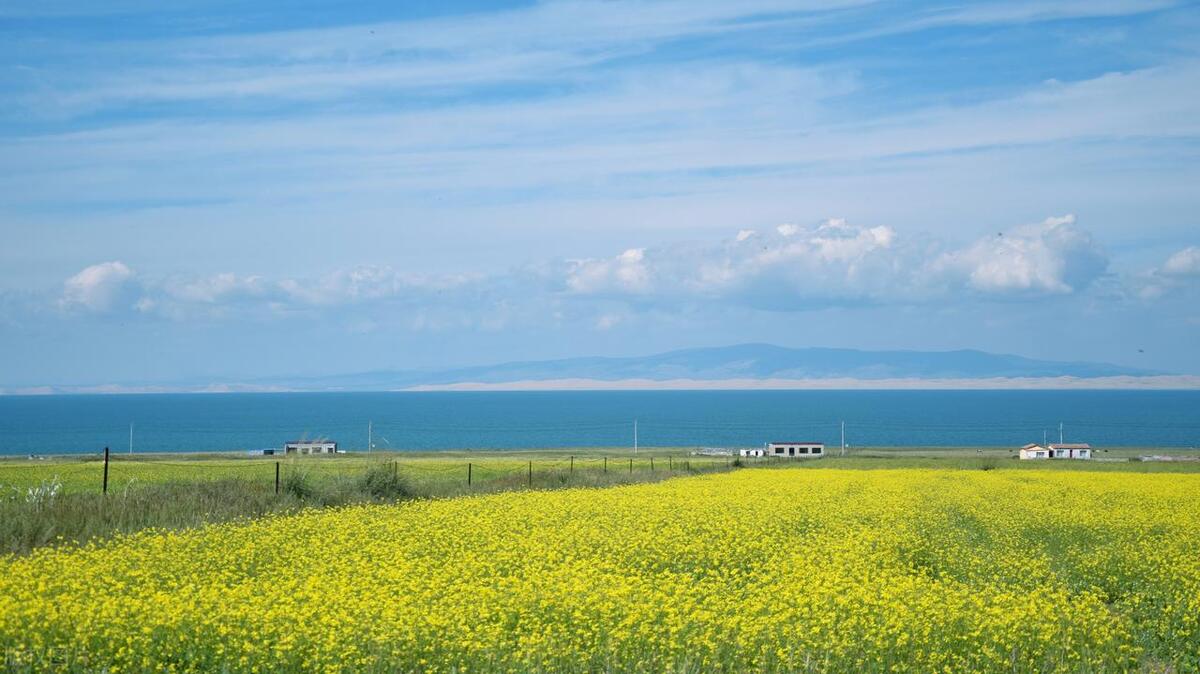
[284,440,338,455]
[1019,442,1091,460]
[1048,443,1092,460]
[767,442,825,459]
[1019,443,1049,460]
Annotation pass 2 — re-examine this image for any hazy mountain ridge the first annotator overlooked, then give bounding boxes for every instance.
[2,344,1170,394]
[250,344,1159,390]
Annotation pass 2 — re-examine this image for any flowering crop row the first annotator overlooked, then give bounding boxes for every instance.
[1,468,1198,672]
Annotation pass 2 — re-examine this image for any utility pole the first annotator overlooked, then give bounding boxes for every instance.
[1043,429,1047,447]
[129,422,134,454]
[634,419,638,454]
[1059,422,1064,445]
[840,421,845,457]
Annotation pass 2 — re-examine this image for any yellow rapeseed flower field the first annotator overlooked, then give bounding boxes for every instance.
[1,467,1198,672]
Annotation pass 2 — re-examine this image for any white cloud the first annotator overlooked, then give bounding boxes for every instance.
[165,272,271,304]
[566,248,651,295]
[1137,245,1200,299]
[930,215,1108,295]
[561,215,1111,310]
[58,261,139,313]
[48,215,1125,326]
[1162,246,1200,277]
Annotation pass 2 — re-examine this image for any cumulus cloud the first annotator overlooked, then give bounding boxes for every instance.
[1137,245,1200,299]
[59,261,140,313]
[164,272,271,305]
[565,248,651,295]
[52,215,1126,328]
[1162,246,1200,277]
[559,218,907,310]
[930,215,1108,295]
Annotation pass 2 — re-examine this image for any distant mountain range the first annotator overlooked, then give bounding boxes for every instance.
[243,344,1163,391]
[6,344,1181,395]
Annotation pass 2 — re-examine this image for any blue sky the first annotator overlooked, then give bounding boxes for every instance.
[1,0,1199,387]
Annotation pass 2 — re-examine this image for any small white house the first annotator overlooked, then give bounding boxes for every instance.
[739,448,765,458]
[767,442,825,459]
[1020,442,1091,460]
[1019,443,1050,460]
[1048,443,1092,460]
[284,440,338,455]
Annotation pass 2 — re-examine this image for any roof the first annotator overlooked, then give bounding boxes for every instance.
[285,440,337,445]
[1021,443,1043,449]
[768,441,825,446]
[1048,443,1091,449]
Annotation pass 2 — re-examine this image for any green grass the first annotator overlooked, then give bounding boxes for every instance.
[3,446,1197,556]
[0,449,729,555]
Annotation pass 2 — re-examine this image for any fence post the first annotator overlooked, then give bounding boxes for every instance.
[651,457,654,471]
[669,456,673,471]
[629,458,633,473]
[570,456,574,476]
[102,446,110,495]
[603,457,607,473]
[528,460,532,487]
[275,461,280,495]
[468,462,472,487]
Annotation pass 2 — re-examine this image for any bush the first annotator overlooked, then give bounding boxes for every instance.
[283,470,314,499]
[355,464,413,501]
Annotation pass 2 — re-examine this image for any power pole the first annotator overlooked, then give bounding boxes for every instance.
[1059,422,1064,445]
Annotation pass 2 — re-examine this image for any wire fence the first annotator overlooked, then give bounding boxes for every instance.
[88,447,735,496]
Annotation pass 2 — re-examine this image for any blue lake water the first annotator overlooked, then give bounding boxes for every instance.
[0,390,1198,456]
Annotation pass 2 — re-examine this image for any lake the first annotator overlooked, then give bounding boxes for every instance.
[0,390,1197,455]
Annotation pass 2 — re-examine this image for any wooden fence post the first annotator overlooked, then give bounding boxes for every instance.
[603,457,607,473]
[275,461,280,495]
[629,458,633,473]
[102,446,110,495]
[468,462,472,487]
[528,460,532,487]
[570,456,574,476]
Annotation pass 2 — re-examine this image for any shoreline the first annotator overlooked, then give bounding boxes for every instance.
[5,445,1199,462]
[4,374,1200,395]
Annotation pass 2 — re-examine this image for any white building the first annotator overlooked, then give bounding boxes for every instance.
[1048,443,1092,460]
[284,440,338,455]
[766,442,825,459]
[1019,442,1091,460]
[1019,443,1049,460]
[739,448,765,458]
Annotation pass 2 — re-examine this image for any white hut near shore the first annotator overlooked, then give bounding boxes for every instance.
[1049,443,1092,459]
[283,440,338,455]
[1019,442,1091,460]
[1019,443,1050,459]
[766,442,825,459]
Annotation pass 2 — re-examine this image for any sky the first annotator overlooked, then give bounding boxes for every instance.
[1,0,1199,387]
